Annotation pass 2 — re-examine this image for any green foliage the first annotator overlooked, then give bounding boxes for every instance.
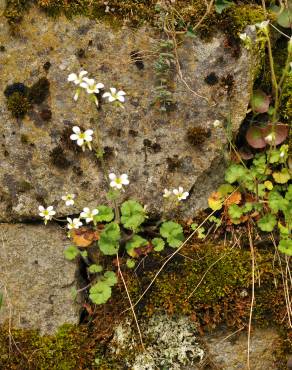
[225,164,246,184]
[257,213,277,232]
[64,245,80,260]
[126,235,148,257]
[88,264,103,273]
[160,221,184,248]
[126,259,136,269]
[98,222,120,255]
[89,271,117,305]
[121,200,146,231]
[94,205,114,223]
[152,237,165,252]
[215,0,234,14]
[278,239,292,256]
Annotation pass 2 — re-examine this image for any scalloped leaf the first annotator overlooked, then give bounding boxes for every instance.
[126,235,148,257]
[250,90,270,113]
[263,124,289,146]
[277,8,292,28]
[121,200,146,231]
[246,126,266,149]
[98,222,120,255]
[278,239,292,256]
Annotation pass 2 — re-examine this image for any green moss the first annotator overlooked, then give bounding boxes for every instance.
[226,5,266,33]
[0,324,100,369]
[6,91,31,118]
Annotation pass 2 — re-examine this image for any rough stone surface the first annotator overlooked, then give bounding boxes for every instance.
[0,8,255,221]
[206,327,280,369]
[0,223,81,334]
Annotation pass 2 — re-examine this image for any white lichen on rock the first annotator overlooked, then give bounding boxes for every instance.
[110,314,205,369]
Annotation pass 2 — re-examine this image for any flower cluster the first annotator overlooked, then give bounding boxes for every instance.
[67,70,126,107]
[61,193,75,206]
[38,206,56,224]
[163,187,189,201]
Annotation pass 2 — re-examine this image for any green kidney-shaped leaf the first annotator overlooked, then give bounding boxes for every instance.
[160,221,184,248]
[277,8,292,28]
[152,237,165,252]
[272,168,291,184]
[268,190,289,213]
[102,271,118,287]
[88,264,103,273]
[94,205,114,223]
[246,126,266,149]
[278,239,292,256]
[64,245,80,261]
[228,204,243,220]
[121,200,146,231]
[98,222,120,255]
[126,235,148,257]
[225,164,246,184]
[89,281,112,305]
[257,213,277,232]
[250,90,270,113]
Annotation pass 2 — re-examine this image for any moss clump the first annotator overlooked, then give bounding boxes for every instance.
[187,126,211,145]
[49,145,71,169]
[226,5,266,33]
[6,91,31,118]
[28,77,50,104]
[0,324,101,369]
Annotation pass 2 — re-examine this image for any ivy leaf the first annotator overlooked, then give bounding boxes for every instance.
[250,90,270,113]
[257,213,277,232]
[268,190,288,213]
[152,237,165,252]
[228,204,243,220]
[126,235,148,257]
[102,271,118,287]
[64,245,80,261]
[160,221,184,248]
[278,239,292,256]
[93,205,114,223]
[225,164,246,184]
[98,222,120,255]
[89,281,112,305]
[272,168,291,184]
[88,264,103,273]
[121,200,146,231]
[126,259,136,269]
[215,0,234,14]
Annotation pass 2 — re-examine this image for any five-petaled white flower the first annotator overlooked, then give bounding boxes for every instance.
[68,70,88,85]
[103,88,126,103]
[80,207,99,223]
[61,193,76,206]
[173,187,189,201]
[38,205,56,224]
[213,120,222,128]
[109,173,129,190]
[80,78,104,94]
[163,189,172,198]
[70,126,93,151]
[67,217,83,230]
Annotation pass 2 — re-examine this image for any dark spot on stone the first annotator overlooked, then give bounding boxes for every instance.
[77,24,91,35]
[20,134,29,144]
[103,146,114,159]
[49,146,71,169]
[33,260,38,265]
[143,139,152,147]
[17,180,32,193]
[30,143,35,148]
[99,64,110,73]
[143,170,149,176]
[220,73,235,96]
[43,61,51,71]
[76,48,86,58]
[96,42,104,51]
[204,72,218,85]
[28,77,50,104]
[108,128,122,137]
[12,131,15,135]
[129,129,138,137]
[4,82,29,98]
[35,194,45,205]
[88,39,93,46]
[167,155,182,172]
[60,126,82,153]
[73,166,83,176]
[0,46,5,52]
[4,150,9,157]
[130,50,144,70]
[186,126,211,145]
[152,143,161,153]
[40,108,52,121]
[81,181,90,189]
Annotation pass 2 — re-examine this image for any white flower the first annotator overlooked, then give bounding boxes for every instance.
[213,119,222,128]
[103,87,126,103]
[61,193,76,206]
[239,33,247,41]
[68,71,88,85]
[109,173,129,190]
[80,207,99,223]
[264,133,275,143]
[256,20,269,30]
[70,126,93,151]
[280,151,285,158]
[67,217,83,230]
[163,189,172,198]
[173,187,189,201]
[38,205,56,224]
[80,78,104,94]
